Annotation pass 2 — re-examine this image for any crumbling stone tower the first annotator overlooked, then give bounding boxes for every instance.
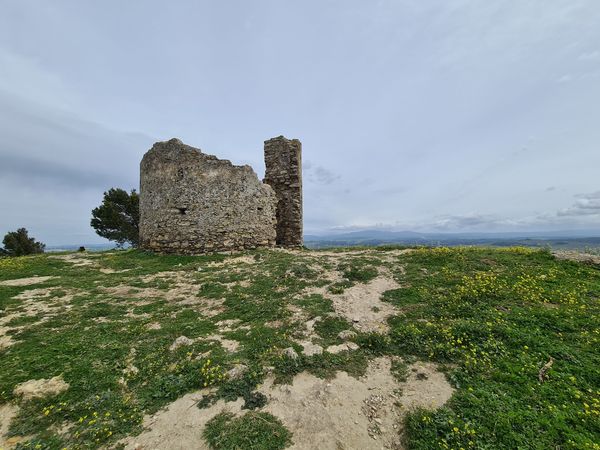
[139,139,277,254]
[139,136,303,254]
[263,136,303,247]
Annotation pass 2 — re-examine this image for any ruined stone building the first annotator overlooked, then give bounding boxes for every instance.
[139,136,302,254]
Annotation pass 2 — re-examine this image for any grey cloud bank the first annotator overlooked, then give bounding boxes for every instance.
[0,0,599,245]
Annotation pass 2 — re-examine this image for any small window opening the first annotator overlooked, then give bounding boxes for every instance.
[177,207,187,215]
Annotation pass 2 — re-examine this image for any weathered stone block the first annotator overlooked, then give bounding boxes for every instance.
[139,138,278,254]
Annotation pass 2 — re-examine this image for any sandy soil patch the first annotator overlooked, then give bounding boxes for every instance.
[120,348,140,384]
[101,275,225,317]
[203,334,240,353]
[100,285,163,299]
[206,255,257,267]
[122,394,244,450]
[0,403,30,450]
[0,276,57,287]
[167,334,240,353]
[13,375,69,400]
[121,357,453,450]
[0,332,16,350]
[10,287,78,315]
[99,268,132,274]
[399,362,454,411]
[139,271,180,283]
[326,342,359,354]
[49,254,98,267]
[12,287,64,302]
[215,319,241,331]
[0,288,78,349]
[257,357,403,449]
[330,271,400,333]
[300,341,324,356]
[552,250,600,265]
[109,272,226,317]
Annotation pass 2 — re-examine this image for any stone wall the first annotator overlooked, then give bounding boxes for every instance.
[139,139,277,254]
[263,136,303,247]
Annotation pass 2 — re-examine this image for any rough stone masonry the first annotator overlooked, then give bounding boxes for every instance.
[263,136,303,247]
[139,136,302,254]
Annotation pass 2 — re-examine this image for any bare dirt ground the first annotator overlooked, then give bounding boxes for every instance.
[0,286,77,350]
[300,265,401,334]
[49,253,99,267]
[330,271,400,333]
[0,404,23,449]
[552,250,600,265]
[0,276,58,287]
[13,376,70,401]
[122,357,453,450]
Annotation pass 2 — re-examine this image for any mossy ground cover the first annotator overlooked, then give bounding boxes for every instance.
[0,247,598,449]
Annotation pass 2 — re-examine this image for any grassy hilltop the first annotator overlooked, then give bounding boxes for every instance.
[0,247,599,449]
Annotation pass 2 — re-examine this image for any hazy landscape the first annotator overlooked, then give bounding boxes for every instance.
[305,230,600,251]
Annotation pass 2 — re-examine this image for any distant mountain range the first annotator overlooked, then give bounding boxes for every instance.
[304,229,600,250]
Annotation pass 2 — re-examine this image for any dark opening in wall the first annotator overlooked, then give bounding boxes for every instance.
[177,207,187,215]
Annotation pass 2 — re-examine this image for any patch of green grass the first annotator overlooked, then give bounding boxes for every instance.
[355,332,392,355]
[204,411,292,450]
[288,263,318,279]
[327,280,353,294]
[272,350,368,383]
[338,258,379,283]
[392,246,600,449]
[198,282,228,299]
[293,294,333,316]
[313,316,351,345]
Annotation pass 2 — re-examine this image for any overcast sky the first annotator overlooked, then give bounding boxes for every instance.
[1,0,600,245]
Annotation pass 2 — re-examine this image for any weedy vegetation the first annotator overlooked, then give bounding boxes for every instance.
[0,246,598,449]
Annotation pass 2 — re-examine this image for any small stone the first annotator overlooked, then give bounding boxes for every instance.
[301,342,323,356]
[169,336,194,351]
[337,330,357,341]
[282,347,299,359]
[227,364,248,380]
[346,342,359,350]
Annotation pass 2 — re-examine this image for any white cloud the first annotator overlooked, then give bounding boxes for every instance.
[303,161,340,185]
[557,191,600,216]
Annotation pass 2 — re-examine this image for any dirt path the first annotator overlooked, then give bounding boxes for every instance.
[331,270,400,333]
